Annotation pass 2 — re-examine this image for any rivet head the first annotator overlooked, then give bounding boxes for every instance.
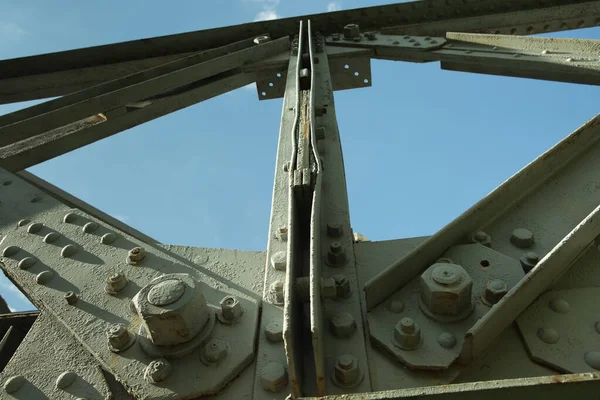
[438,332,457,349]
[27,222,44,234]
[64,291,77,305]
[549,298,570,313]
[200,339,229,364]
[330,312,357,338]
[100,233,117,244]
[56,371,77,389]
[584,351,600,370]
[393,318,422,350]
[63,212,78,223]
[36,270,54,284]
[43,232,61,243]
[537,328,559,344]
[2,245,20,257]
[17,219,30,227]
[510,228,534,248]
[18,257,36,270]
[327,223,344,237]
[147,279,186,306]
[4,375,26,393]
[265,320,283,342]
[82,222,99,233]
[61,244,78,258]
[145,359,172,384]
[270,251,287,271]
[219,295,244,323]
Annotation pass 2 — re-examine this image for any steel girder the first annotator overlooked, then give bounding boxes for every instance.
[0,0,599,399]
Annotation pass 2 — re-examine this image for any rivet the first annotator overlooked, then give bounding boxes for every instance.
[43,232,61,243]
[510,228,534,248]
[56,371,77,389]
[549,298,570,313]
[2,180,12,186]
[145,359,172,384]
[18,257,36,270]
[27,222,44,234]
[537,327,559,344]
[61,244,78,258]
[36,270,54,284]
[17,219,30,227]
[4,375,26,393]
[566,57,573,62]
[82,222,99,233]
[64,291,77,305]
[63,212,78,223]
[595,321,600,334]
[387,299,405,313]
[326,223,344,237]
[100,232,117,244]
[438,332,457,349]
[2,245,20,257]
[584,352,600,370]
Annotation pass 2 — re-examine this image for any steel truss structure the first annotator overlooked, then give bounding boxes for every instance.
[0,1,599,399]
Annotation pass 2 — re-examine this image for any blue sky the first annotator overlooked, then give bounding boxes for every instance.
[0,0,599,311]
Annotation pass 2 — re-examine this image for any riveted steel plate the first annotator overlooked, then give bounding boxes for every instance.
[0,168,259,400]
[368,243,524,370]
[516,288,600,373]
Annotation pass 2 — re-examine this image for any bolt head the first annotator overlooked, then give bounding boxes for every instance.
[219,295,243,322]
[483,279,508,305]
[420,263,473,316]
[343,24,360,40]
[145,359,172,384]
[330,312,357,338]
[510,228,534,248]
[327,223,344,237]
[327,243,347,266]
[128,247,146,263]
[265,319,283,342]
[393,318,422,350]
[105,272,128,294]
[56,371,77,389]
[262,362,288,392]
[254,35,271,45]
[201,339,228,364]
[269,280,285,305]
[520,252,539,273]
[334,355,360,386]
[321,277,337,298]
[332,274,351,298]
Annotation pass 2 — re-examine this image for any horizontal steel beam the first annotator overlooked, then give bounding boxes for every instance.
[0,71,255,172]
[1,1,598,104]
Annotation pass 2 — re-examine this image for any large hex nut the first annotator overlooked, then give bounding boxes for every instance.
[420,263,473,317]
[133,273,211,346]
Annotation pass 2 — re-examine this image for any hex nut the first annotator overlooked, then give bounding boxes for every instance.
[127,247,146,264]
[106,324,134,352]
[265,320,283,342]
[510,228,534,248]
[262,362,288,392]
[271,251,287,271]
[218,295,244,323]
[64,291,77,305]
[333,354,362,387]
[483,279,508,305]
[269,280,284,305]
[105,272,128,295]
[393,318,422,350]
[420,263,473,317]
[327,242,348,266]
[276,226,288,242]
[327,223,344,237]
[132,274,211,346]
[201,339,228,364]
[330,312,357,338]
[332,274,352,298]
[145,358,172,384]
[61,244,78,258]
[343,24,360,40]
[520,252,539,273]
[471,231,491,247]
[321,277,337,298]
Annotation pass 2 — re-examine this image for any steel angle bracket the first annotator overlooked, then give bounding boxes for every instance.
[0,168,260,400]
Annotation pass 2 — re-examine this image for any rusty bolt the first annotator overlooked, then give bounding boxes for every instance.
[262,362,288,392]
[343,24,360,40]
[510,228,534,248]
[327,223,344,237]
[483,279,508,305]
[333,354,361,387]
[420,263,473,317]
[127,247,146,264]
[64,291,77,305]
[327,242,347,266]
[105,272,128,295]
[330,312,357,338]
[265,319,283,342]
[393,318,422,350]
[106,324,133,352]
[520,252,539,273]
[145,358,172,384]
[219,295,243,323]
[471,231,491,247]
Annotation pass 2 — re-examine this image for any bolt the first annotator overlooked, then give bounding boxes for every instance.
[265,319,283,342]
[127,247,146,264]
[145,359,172,384]
[420,263,473,318]
[483,279,508,305]
[61,244,78,258]
[36,270,54,284]
[471,231,491,247]
[276,226,288,242]
[17,219,30,227]
[537,328,559,344]
[271,251,287,271]
[63,212,78,223]
[254,35,271,45]
[510,228,534,248]
[43,232,61,243]
[107,324,133,352]
[332,274,352,298]
[584,352,600,370]
[83,221,99,233]
[18,257,35,270]
[520,251,539,273]
[327,242,347,266]
[438,332,457,349]
[201,339,228,364]
[393,318,422,350]
[64,291,77,305]
[330,312,357,338]
[343,24,360,40]
[101,232,117,244]
[219,295,244,322]
[332,33,341,41]
[2,245,19,257]
[262,362,288,392]
[269,280,284,305]
[327,223,344,237]
[56,371,77,389]
[4,375,25,393]
[105,272,128,295]
[333,354,361,387]
[27,222,43,234]
[321,277,337,298]
[549,298,570,313]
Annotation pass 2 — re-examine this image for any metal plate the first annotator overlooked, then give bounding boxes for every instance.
[330,57,372,92]
[256,69,288,100]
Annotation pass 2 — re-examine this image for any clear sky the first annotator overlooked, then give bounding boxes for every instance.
[0,0,599,311]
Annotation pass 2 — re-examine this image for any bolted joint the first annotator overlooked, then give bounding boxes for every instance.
[419,263,473,320]
[520,251,540,273]
[343,24,361,40]
[127,246,146,265]
[145,358,172,384]
[327,242,348,267]
[332,354,363,387]
[330,312,357,338]
[332,274,352,298]
[218,295,244,324]
[106,323,135,352]
[105,272,128,295]
[393,317,422,350]
[482,279,508,305]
